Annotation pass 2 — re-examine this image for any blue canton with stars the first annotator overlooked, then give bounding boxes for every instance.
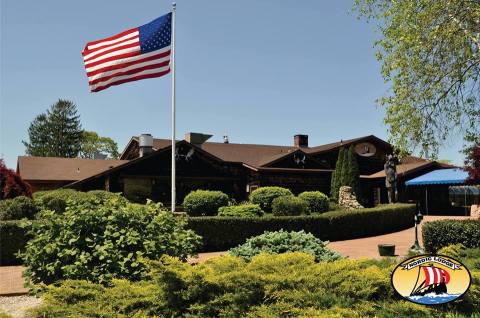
[139,13,172,54]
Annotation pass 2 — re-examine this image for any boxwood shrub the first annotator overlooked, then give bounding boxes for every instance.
[0,196,38,220]
[422,219,480,253]
[187,203,415,251]
[298,191,329,213]
[272,196,307,216]
[249,186,293,212]
[218,204,264,217]
[183,190,229,216]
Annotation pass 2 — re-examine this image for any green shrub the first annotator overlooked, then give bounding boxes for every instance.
[298,191,329,214]
[422,220,480,253]
[20,198,201,285]
[271,196,307,216]
[32,251,480,317]
[0,220,35,265]
[183,190,229,216]
[218,204,264,217]
[34,189,128,214]
[249,186,293,212]
[0,196,38,220]
[230,230,342,262]
[187,203,416,251]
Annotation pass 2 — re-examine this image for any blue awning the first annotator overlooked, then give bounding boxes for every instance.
[405,168,468,186]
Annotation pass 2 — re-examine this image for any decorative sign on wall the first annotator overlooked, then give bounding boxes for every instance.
[355,142,377,157]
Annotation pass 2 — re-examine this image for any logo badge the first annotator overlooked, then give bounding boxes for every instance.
[391,254,471,305]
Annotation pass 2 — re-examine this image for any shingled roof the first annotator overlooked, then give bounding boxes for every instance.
[17,156,128,181]
[122,135,391,168]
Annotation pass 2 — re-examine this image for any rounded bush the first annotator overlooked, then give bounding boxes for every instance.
[183,190,229,216]
[0,196,38,220]
[218,204,264,217]
[229,230,342,262]
[271,196,307,216]
[298,191,329,214]
[20,198,201,285]
[249,187,293,212]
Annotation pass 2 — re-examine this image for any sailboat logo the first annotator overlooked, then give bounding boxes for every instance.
[391,254,471,305]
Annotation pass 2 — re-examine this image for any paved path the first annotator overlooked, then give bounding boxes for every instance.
[1,215,471,296]
[187,216,471,263]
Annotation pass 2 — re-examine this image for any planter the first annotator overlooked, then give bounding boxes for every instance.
[378,244,395,256]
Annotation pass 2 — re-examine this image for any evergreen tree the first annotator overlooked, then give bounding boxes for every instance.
[344,145,360,196]
[23,99,83,158]
[330,147,346,200]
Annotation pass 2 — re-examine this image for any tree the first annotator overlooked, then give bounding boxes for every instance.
[465,144,480,184]
[330,147,346,200]
[355,0,480,158]
[79,131,120,159]
[344,145,360,196]
[0,159,32,199]
[23,99,83,158]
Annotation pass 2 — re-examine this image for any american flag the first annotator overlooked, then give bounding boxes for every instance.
[82,13,172,92]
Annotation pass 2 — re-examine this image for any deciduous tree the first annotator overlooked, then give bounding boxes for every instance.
[355,0,480,158]
[79,131,120,159]
[0,159,32,199]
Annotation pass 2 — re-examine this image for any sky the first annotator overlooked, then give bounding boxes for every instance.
[0,0,466,169]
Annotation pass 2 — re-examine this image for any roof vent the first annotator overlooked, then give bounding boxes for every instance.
[139,134,153,157]
[185,132,212,147]
[223,135,229,144]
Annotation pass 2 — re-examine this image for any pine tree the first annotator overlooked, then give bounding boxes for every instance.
[330,170,337,199]
[23,99,83,157]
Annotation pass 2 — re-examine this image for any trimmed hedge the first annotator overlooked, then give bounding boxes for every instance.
[183,190,229,216]
[249,187,293,213]
[0,220,34,265]
[187,203,416,251]
[298,191,329,213]
[422,219,480,253]
[218,204,264,217]
[272,196,307,216]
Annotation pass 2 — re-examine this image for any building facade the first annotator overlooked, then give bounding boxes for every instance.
[17,133,448,207]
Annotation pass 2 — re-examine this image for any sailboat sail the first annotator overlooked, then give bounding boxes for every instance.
[423,266,450,286]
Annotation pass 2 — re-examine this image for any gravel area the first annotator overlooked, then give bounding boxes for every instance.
[0,296,42,318]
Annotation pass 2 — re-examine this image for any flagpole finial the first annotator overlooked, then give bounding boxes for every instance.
[172,2,176,9]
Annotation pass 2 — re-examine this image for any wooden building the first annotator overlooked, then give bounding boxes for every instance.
[17,133,449,207]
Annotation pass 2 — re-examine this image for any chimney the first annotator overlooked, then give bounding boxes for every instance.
[139,133,153,157]
[294,134,308,148]
[185,132,212,147]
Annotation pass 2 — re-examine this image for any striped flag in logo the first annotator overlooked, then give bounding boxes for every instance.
[82,13,171,92]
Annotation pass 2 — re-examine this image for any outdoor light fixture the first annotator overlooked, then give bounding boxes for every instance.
[410,201,424,252]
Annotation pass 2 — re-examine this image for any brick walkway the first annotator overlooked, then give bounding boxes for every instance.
[0,215,471,296]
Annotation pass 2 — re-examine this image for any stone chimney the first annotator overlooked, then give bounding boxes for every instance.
[294,134,308,148]
[139,134,153,157]
[185,132,212,147]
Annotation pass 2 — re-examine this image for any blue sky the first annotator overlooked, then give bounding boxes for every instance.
[0,0,465,169]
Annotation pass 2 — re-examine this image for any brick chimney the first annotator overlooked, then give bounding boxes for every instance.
[294,134,308,148]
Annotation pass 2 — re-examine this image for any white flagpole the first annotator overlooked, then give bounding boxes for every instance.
[171,2,176,212]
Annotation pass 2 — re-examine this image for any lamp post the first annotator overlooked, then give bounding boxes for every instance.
[410,201,424,252]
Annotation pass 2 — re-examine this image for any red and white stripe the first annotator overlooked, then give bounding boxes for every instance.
[423,266,450,286]
[82,28,171,92]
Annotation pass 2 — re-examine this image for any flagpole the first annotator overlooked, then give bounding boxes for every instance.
[171,2,176,212]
